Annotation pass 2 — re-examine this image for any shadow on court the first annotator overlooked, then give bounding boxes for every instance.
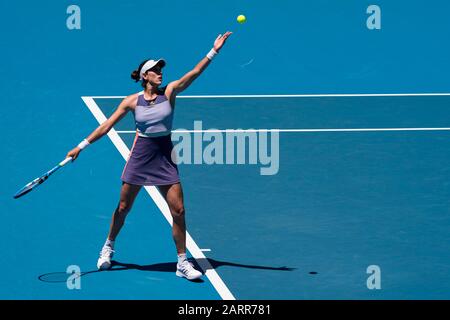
[203,258,296,272]
[37,258,296,283]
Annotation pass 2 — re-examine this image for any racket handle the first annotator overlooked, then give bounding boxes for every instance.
[59,157,73,166]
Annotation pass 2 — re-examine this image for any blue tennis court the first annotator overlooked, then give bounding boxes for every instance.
[2,0,450,300]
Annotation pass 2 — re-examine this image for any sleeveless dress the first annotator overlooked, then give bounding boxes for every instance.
[121,93,179,186]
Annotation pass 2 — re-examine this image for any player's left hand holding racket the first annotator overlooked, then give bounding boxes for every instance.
[13,145,84,199]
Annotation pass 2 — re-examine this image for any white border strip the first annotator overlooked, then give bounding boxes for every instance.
[86,93,450,99]
[116,128,450,133]
[81,97,235,300]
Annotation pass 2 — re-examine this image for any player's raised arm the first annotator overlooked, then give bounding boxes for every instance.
[166,31,232,97]
[66,94,137,161]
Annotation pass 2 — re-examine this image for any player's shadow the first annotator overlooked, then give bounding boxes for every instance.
[38,258,295,284]
[110,258,295,278]
[198,258,296,272]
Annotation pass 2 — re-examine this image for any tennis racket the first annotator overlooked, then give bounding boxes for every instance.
[13,157,73,199]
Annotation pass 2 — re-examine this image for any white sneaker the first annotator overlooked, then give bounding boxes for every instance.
[97,246,114,270]
[176,260,202,280]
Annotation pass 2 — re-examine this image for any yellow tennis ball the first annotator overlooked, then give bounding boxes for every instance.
[237,15,246,24]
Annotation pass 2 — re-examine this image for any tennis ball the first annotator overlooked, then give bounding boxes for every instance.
[237,15,246,24]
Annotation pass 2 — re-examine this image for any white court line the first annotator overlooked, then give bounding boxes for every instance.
[87,92,450,99]
[81,96,235,300]
[116,128,450,133]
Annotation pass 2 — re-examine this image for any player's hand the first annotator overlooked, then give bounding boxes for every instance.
[214,31,232,52]
[66,147,81,162]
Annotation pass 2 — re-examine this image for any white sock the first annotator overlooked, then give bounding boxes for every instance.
[177,253,187,265]
[104,239,115,249]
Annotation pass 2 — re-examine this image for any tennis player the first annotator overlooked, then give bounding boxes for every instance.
[66,31,232,280]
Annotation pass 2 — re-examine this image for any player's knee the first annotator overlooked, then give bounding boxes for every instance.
[171,205,185,218]
[117,201,132,215]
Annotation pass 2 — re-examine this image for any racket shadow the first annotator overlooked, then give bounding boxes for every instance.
[38,270,98,283]
[37,259,202,283]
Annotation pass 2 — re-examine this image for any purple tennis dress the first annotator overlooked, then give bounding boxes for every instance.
[121,93,179,186]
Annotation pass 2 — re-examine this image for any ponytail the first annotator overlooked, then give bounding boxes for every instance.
[130,59,150,88]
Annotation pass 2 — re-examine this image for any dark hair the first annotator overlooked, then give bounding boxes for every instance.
[131,59,150,88]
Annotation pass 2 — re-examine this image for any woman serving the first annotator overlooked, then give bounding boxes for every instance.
[66,31,232,280]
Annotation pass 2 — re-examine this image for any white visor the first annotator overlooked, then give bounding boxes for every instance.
[139,59,166,80]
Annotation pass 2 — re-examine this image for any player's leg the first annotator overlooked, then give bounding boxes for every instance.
[158,182,186,253]
[108,182,142,240]
[158,182,202,280]
[97,182,142,270]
